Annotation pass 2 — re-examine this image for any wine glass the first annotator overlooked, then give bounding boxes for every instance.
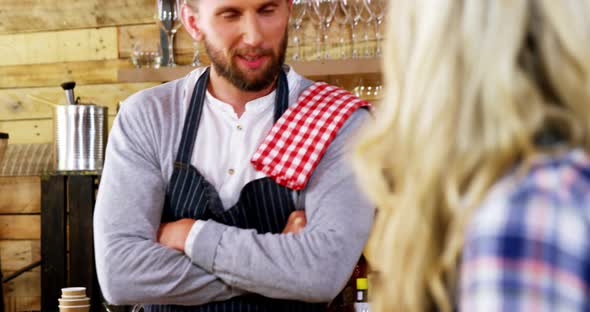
[349,0,366,59]
[290,0,309,61]
[311,0,338,60]
[156,0,182,67]
[352,0,372,58]
[335,0,351,59]
[307,0,322,60]
[364,0,386,57]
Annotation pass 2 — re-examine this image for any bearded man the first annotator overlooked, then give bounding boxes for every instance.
[94,0,373,310]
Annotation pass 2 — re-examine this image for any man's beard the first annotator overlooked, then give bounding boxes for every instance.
[203,29,288,92]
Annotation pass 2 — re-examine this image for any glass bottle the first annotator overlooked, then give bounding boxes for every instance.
[354,278,369,312]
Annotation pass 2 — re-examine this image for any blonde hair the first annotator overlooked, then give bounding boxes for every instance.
[354,1,590,311]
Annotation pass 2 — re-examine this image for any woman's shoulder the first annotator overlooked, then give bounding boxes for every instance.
[464,148,590,275]
[470,148,590,237]
[460,149,590,310]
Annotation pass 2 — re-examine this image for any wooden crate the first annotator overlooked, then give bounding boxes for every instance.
[0,176,42,312]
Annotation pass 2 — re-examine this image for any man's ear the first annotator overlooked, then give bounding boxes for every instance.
[181,3,203,41]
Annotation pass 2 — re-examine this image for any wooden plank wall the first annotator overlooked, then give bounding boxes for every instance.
[0,177,41,312]
[0,1,377,143]
[0,1,163,145]
[1,2,159,311]
[0,2,379,311]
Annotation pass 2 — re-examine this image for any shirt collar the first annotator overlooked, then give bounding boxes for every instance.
[184,66,301,117]
[204,85,276,117]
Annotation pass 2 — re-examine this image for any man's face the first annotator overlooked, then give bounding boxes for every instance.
[192,0,290,92]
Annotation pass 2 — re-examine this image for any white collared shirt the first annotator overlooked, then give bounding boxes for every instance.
[193,89,276,208]
[184,67,307,254]
[186,67,304,208]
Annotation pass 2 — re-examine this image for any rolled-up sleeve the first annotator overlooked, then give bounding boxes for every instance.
[94,96,242,305]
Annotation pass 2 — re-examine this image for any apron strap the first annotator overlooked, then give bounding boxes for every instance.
[274,70,289,122]
[176,67,210,164]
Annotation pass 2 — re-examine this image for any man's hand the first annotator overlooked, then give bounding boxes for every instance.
[282,210,307,234]
[157,218,196,252]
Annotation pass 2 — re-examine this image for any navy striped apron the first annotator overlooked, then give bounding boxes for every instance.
[145,68,327,312]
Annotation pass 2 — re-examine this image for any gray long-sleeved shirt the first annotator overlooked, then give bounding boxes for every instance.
[93,67,374,306]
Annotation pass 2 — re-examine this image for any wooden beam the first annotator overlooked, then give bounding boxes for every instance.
[0,83,158,121]
[0,143,53,177]
[118,59,384,82]
[0,59,124,89]
[68,176,101,310]
[41,175,66,312]
[0,215,40,240]
[0,240,40,273]
[0,116,116,144]
[3,271,41,312]
[292,59,383,76]
[3,295,40,312]
[0,177,40,214]
[0,0,154,34]
[0,28,118,66]
[0,261,3,312]
[0,119,53,144]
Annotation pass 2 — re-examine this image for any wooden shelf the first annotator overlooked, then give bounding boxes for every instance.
[117,58,382,82]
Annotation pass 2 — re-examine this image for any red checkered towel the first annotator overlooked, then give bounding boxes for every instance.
[251,82,370,190]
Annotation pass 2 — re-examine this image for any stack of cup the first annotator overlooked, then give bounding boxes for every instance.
[59,287,91,312]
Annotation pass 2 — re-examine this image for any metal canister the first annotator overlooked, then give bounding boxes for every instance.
[53,104,108,172]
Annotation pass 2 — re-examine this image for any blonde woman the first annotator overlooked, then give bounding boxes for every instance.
[354,0,590,311]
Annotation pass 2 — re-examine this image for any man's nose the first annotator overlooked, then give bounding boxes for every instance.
[241,14,264,47]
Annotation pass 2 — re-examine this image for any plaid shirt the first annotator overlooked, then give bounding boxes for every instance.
[460,149,590,311]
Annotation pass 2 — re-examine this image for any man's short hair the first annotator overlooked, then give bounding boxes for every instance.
[186,0,291,11]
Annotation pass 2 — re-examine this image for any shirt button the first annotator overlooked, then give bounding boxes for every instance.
[228,168,235,175]
[237,124,243,130]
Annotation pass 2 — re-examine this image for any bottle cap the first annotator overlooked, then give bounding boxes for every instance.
[356,278,368,290]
